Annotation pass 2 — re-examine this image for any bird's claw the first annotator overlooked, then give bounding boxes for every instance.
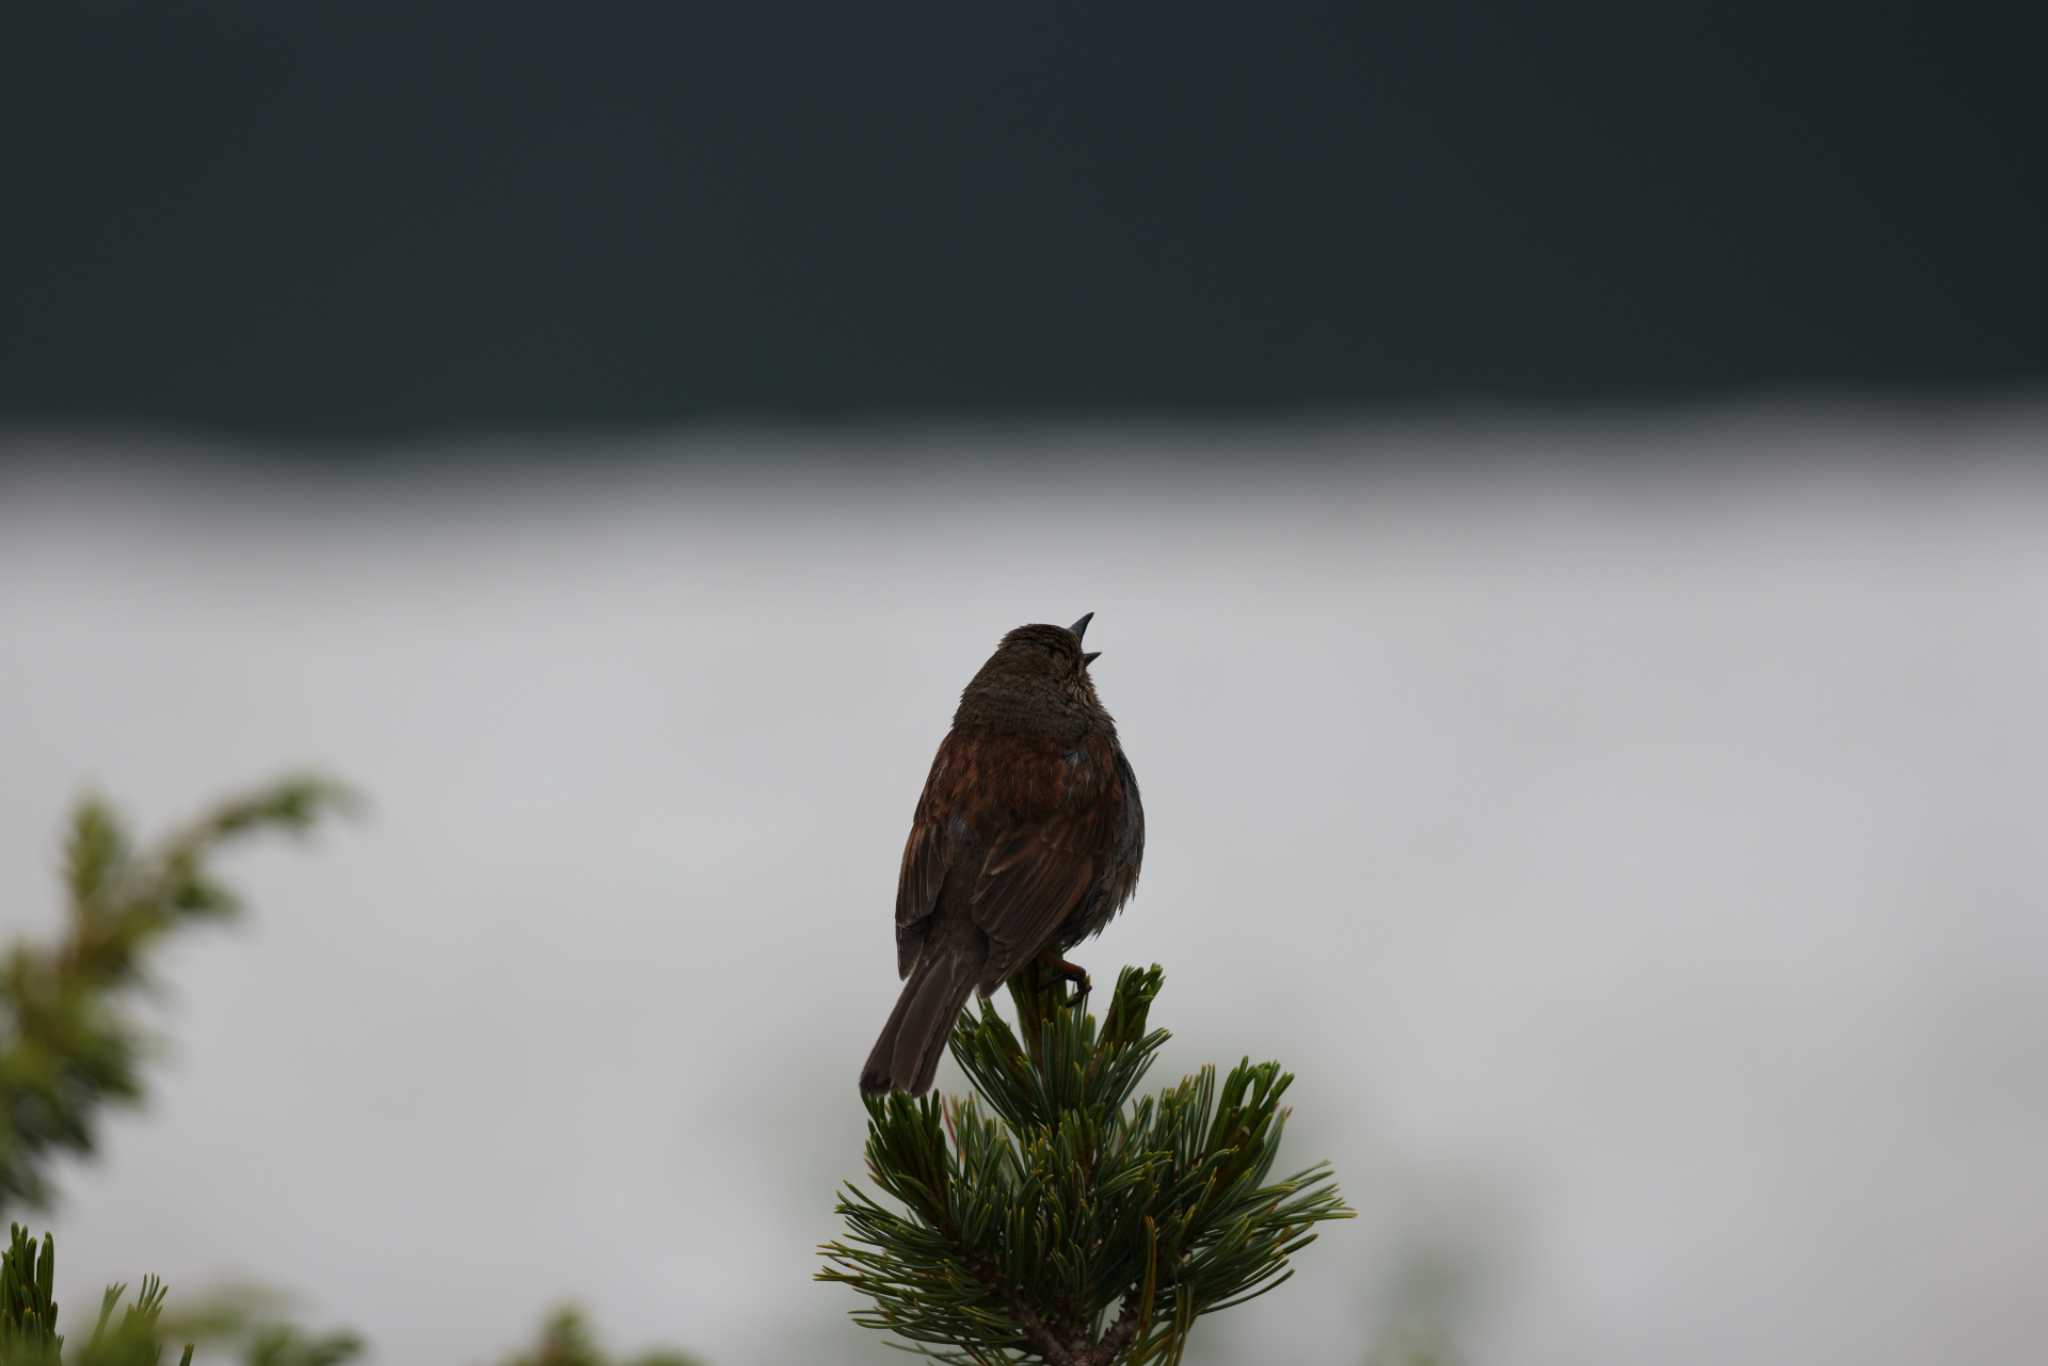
[1050,957,1092,1006]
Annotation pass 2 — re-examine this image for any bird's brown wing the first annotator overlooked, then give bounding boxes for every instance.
[967,819,1100,984]
[895,731,971,977]
[897,729,1120,984]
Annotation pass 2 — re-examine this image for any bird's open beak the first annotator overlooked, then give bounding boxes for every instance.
[1070,613,1100,664]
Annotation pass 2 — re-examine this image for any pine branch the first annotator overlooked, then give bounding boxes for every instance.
[0,776,356,1215]
[2,775,705,1366]
[0,1222,367,1366]
[819,966,1354,1364]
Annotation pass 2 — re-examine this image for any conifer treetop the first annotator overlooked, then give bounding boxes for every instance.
[820,965,1353,1365]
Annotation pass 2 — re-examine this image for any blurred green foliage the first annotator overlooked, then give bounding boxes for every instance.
[494,1308,702,1366]
[1,1222,191,1366]
[0,776,355,1214]
[0,778,702,1366]
[0,1222,363,1366]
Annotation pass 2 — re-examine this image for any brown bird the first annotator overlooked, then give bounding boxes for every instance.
[860,613,1145,1095]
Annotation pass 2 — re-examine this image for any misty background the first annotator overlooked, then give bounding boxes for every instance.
[5,4,2047,1364]
[7,422,2047,1365]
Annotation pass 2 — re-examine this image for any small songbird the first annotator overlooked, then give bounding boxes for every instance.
[861,613,1145,1095]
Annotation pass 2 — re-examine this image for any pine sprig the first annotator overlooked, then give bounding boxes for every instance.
[0,1222,372,1366]
[0,776,355,1215]
[819,966,1354,1364]
[0,1223,198,1366]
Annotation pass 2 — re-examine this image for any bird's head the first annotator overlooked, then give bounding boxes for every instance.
[956,613,1111,733]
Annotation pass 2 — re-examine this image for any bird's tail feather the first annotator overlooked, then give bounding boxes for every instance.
[860,951,980,1095]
